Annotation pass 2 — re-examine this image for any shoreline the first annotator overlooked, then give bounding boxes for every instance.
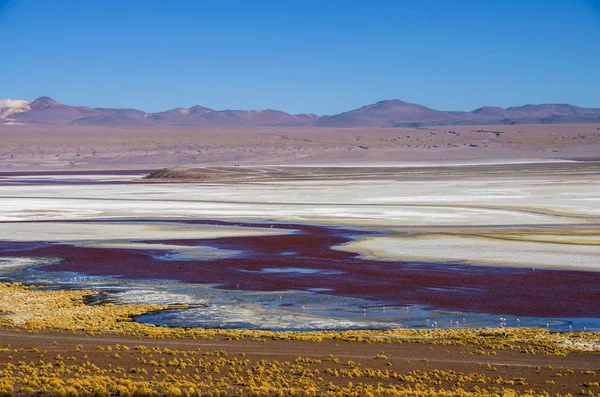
[2,280,596,347]
[0,157,586,175]
[0,281,599,396]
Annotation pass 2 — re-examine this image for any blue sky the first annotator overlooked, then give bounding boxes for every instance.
[1,0,599,114]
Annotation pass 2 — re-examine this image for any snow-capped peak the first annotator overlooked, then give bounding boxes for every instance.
[0,99,29,108]
[0,99,31,119]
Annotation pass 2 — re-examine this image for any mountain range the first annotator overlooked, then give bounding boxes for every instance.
[1,96,599,127]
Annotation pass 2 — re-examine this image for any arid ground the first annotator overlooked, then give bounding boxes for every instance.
[0,124,599,170]
[1,326,599,396]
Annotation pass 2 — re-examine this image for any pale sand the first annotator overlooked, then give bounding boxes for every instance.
[336,235,600,271]
[266,158,578,168]
[0,221,288,243]
[77,242,240,261]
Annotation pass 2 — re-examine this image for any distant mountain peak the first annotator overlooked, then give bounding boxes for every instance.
[507,103,576,111]
[0,99,29,108]
[189,105,213,114]
[471,106,507,115]
[163,107,191,116]
[32,96,58,104]
[474,106,505,111]
[367,99,414,109]
[2,96,599,127]
[29,96,60,110]
[0,99,31,119]
[376,99,410,105]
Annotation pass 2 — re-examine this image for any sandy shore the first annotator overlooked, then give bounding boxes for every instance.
[0,221,288,243]
[338,234,600,272]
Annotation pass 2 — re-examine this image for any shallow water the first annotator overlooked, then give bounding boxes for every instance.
[6,219,597,319]
[1,222,599,333]
[1,171,599,332]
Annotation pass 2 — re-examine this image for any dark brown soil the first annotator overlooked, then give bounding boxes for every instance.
[1,328,598,396]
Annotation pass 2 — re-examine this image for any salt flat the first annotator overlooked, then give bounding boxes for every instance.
[0,162,598,271]
[0,221,288,242]
[339,235,600,271]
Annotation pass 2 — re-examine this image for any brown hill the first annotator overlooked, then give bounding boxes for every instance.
[12,97,102,124]
[316,100,461,127]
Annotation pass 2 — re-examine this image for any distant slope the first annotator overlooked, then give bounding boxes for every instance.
[71,108,153,126]
[316,101,600,127]
[11,97,102,124]
[147,107,311,126]
[1,96,599,127]
[316,100,462,127]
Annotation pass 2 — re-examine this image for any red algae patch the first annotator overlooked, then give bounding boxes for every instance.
[3,219,600,319]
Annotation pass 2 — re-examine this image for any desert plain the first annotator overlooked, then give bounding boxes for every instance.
[1,123,599,170]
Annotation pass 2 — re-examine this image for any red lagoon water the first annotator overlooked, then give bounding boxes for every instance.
[1,219,599,318]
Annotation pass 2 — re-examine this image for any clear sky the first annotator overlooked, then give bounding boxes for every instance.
[1,0,599,114]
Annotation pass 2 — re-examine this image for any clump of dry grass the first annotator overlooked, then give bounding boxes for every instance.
[2,348,594,397]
